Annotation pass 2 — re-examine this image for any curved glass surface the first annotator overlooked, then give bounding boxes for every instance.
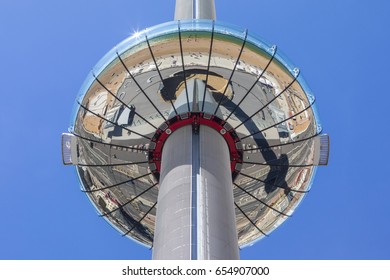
[69,19,324,248]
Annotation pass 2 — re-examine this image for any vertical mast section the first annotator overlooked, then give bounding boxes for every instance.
[175,0,216,20]
[152,126,239,260]
[152,80,239,259]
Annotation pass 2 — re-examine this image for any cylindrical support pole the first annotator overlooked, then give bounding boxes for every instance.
[174,0,216,20]
[152,125,239,260]
[197,125,239,259]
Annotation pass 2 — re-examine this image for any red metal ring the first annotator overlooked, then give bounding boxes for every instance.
[148,112,243,181]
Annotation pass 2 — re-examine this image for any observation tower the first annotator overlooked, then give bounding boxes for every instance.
[62,0,329,260]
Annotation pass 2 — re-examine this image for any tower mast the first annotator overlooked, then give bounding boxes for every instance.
[152,0,237,260]
[152,79,240,260]
[175,0,216,20]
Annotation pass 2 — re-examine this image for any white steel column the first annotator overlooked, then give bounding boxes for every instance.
[197,125,239,259]
[152,125,239,259]
[152,126,193,259]
[175,0,216,20]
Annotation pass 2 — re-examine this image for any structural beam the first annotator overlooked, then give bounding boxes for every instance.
[152,125,239,259]
[152,79,238,260]
[175,0,216,20]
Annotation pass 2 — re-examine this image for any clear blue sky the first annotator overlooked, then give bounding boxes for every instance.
[0,0,389,260]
